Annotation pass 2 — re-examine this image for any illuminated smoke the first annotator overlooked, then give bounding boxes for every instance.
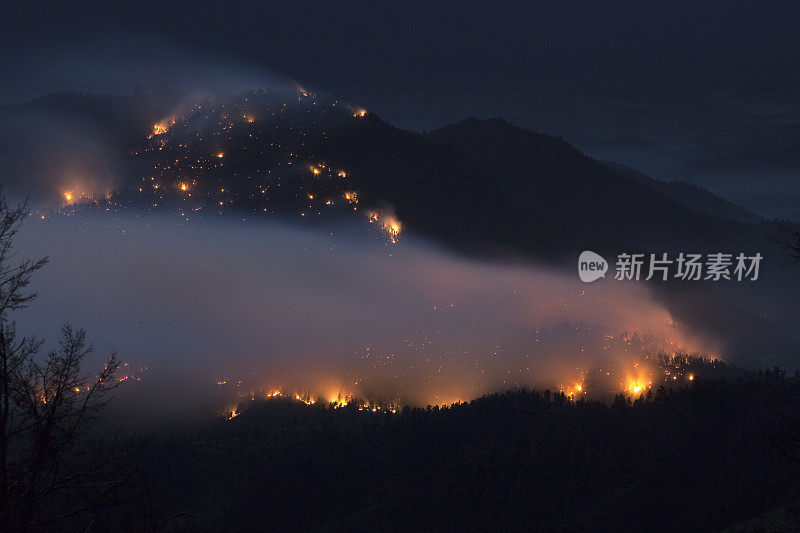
[13,213,719,425]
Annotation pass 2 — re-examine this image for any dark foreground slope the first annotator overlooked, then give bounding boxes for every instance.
[98,373,800,531]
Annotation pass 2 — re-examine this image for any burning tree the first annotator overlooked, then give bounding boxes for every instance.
[0,191,124,530]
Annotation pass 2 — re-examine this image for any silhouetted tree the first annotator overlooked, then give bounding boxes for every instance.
[0,191,123,530]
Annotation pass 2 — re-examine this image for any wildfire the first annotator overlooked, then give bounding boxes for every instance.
[221,387,404,420]
[560,379,586,399]
[626,379,652,396]
[366,209,402,243]
[217,348,717,419]
[62,190,93,205]
[150,118,176,138]
[294,393,316,406]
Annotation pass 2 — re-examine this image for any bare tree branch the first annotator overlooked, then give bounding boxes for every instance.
[0,188,126,530]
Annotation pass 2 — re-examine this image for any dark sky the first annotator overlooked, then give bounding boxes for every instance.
[4,1,800,105]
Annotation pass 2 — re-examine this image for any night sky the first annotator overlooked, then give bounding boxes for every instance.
[4,1,800,108]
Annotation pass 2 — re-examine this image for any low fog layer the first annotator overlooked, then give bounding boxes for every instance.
[14,213,716,423]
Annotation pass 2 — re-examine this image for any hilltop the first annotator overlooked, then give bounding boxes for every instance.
[1,91,796,363]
